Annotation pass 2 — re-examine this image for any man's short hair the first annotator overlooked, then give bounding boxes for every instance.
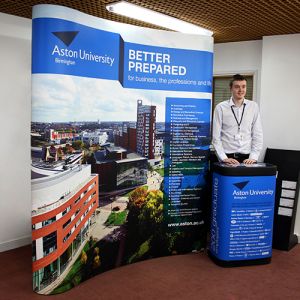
[229,74,247,88]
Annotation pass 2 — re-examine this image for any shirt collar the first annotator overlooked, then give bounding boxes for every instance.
[229,97,248,107]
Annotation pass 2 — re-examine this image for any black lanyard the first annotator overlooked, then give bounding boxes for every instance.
[231,103,246,132]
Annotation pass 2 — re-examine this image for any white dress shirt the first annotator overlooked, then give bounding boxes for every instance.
[212,97,263,161]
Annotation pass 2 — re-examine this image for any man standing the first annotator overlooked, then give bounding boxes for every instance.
[212,74,263,165]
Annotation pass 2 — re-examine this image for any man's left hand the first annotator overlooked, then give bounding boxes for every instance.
[243,159,257,164]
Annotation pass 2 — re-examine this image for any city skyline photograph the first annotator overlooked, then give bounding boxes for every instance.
[32,73,205,123]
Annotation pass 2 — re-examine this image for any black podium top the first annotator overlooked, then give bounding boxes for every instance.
[213,162,277,176]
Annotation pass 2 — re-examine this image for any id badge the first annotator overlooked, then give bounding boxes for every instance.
[234,133,242,140]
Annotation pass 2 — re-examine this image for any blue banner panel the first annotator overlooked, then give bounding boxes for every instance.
[32,18,120,80]
[210,173,276,261]
[31,4,214,295]
[121,42,213,92]
[163,98,211,229]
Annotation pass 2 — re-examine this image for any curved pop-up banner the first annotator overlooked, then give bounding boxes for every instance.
[31,4,213,294]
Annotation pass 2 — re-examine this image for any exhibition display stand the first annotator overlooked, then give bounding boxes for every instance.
[209,163,277,267]
[31,4,213,294]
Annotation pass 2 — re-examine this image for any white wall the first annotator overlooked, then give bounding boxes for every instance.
[0,13,31,251]
[260,34,300,152]
[214,40,262,103]
[260,34,300,237]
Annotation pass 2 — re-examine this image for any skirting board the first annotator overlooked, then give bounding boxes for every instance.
[0,236,31,252]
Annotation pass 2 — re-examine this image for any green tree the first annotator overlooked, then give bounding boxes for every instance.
[126,187,149,254]
[128,186,148,208]
[93,247,101,269]
[138,190,163,238]
[80,250,87,265]
[72,140,85,150]
[127,187,148,227]
[147,162,154,173]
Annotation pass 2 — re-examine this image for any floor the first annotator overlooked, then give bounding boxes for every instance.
[0,244,300,300]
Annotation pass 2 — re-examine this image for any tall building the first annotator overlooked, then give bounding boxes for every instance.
[136,100,156,159]
[114,125,137,153]
[154,137,164,158]
[31,164,98,293]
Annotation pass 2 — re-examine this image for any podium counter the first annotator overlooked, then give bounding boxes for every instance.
[209,163,277,267]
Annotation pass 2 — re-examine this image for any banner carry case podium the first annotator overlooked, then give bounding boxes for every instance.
[209,163,277,267]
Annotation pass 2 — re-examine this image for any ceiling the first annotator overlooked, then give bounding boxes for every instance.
[1,0,300,43]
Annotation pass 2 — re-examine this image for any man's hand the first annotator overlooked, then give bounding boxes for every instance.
[223,158,240,165]
[243,159,257,164]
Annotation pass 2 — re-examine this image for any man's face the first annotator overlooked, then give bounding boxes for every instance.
[231,80,247,101]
